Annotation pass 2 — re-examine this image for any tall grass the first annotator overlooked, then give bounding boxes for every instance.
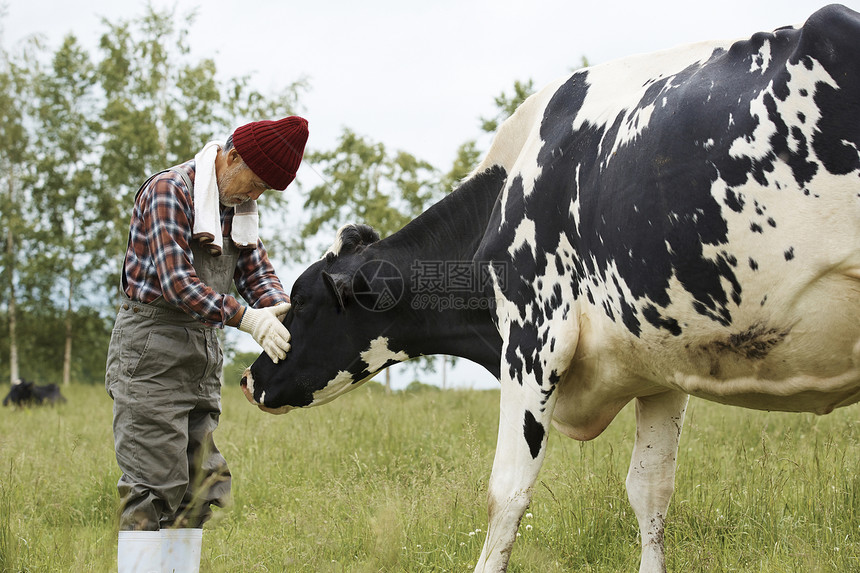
[1,382,859,572]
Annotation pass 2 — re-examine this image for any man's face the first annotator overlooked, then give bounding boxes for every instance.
[217,158,271,207]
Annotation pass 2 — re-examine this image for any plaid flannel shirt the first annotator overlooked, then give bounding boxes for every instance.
[121,160,289,328]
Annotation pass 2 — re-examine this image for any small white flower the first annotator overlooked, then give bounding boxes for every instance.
[525,512,533,519]
[469,531,475,537]
[525,524,533,531]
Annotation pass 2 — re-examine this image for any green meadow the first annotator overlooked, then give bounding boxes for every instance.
[1,381,859,572]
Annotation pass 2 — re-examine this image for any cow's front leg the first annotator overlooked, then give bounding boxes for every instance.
[626,390,689,573]
[475,366,560,572]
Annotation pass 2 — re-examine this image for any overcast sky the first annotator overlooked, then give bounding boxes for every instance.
[4,0,854,388]
[5,0,845,168]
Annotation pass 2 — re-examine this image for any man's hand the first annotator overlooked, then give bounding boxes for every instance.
[237,303,292,363]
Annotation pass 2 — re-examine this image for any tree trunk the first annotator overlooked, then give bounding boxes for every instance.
[62,214,80,387]
[6,172,18,385]
[441,355,447,390]
[62,274,73,386]
[385,369,391,394]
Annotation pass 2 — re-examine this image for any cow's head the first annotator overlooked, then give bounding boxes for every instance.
[241,223,413,413]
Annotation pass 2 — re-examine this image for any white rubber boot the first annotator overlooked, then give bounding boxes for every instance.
[161,528,202,573]
[117,530,161,573]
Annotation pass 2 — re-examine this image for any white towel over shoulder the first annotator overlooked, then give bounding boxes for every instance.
[192,141,259,255]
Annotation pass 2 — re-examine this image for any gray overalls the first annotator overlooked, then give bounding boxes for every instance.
[106,168,238,531]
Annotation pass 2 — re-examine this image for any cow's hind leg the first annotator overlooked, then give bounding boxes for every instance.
[626,390,689,573]
[474,358,562,572]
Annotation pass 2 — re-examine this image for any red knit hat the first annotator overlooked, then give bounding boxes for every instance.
[232,116,309,190]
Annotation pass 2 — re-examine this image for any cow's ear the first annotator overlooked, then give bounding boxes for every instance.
[322,271,351,310]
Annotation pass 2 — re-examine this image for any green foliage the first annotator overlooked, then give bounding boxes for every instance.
[362,380,387,393]
[95,5,224,273]
[3,386,860,571]
[27,34,108,350]
[403,380,441,393]
[301,128,439,252]
[0,4,305,381]
[298,131,483,264]
[0,307,110,384]
[94,4,307,274]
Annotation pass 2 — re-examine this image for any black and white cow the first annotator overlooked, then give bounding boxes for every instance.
[242,5,860,571]
[2,379,67,407]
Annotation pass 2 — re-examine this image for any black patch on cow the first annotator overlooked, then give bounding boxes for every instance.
[530,54,759,329]
[602,300,615,322]
[643,305,682,336]
[612,275,641,336]
[523,410,545,459]
[724,188,745,212]
[506,322,544,384]
[805,5,860,176]
[505,343,524,382]
[784,247,795,261]
[704,323,790,360]
[620,299,641,336]
[724,252,738,267]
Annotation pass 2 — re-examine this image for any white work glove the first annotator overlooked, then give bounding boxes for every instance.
[238,302,292,363]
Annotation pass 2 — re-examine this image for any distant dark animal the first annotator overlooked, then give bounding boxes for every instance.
[3,379,67,407]
[241,5,860,572]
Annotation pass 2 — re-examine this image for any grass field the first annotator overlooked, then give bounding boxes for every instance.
[1,381,860,572]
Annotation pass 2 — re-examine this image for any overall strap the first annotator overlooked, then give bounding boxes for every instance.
[121,165,194,295]
[167,166,193,193]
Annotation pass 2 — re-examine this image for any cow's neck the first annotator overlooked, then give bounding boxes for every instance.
[417,304,503,378]
[381,165,507,261]
[373,165,508,377]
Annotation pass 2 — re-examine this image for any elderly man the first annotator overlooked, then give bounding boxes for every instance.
[105,116,308,573]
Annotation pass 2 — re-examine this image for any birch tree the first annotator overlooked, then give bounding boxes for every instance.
[0,29,38,385]
[28,35,102,385]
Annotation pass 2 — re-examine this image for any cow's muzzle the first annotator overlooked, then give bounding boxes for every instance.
[239,369,256,404]
[239,368,292,415]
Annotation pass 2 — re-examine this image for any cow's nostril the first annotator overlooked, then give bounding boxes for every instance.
[240,376,247,387]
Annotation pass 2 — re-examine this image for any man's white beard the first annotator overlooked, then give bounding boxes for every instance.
[217,165,249,207]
